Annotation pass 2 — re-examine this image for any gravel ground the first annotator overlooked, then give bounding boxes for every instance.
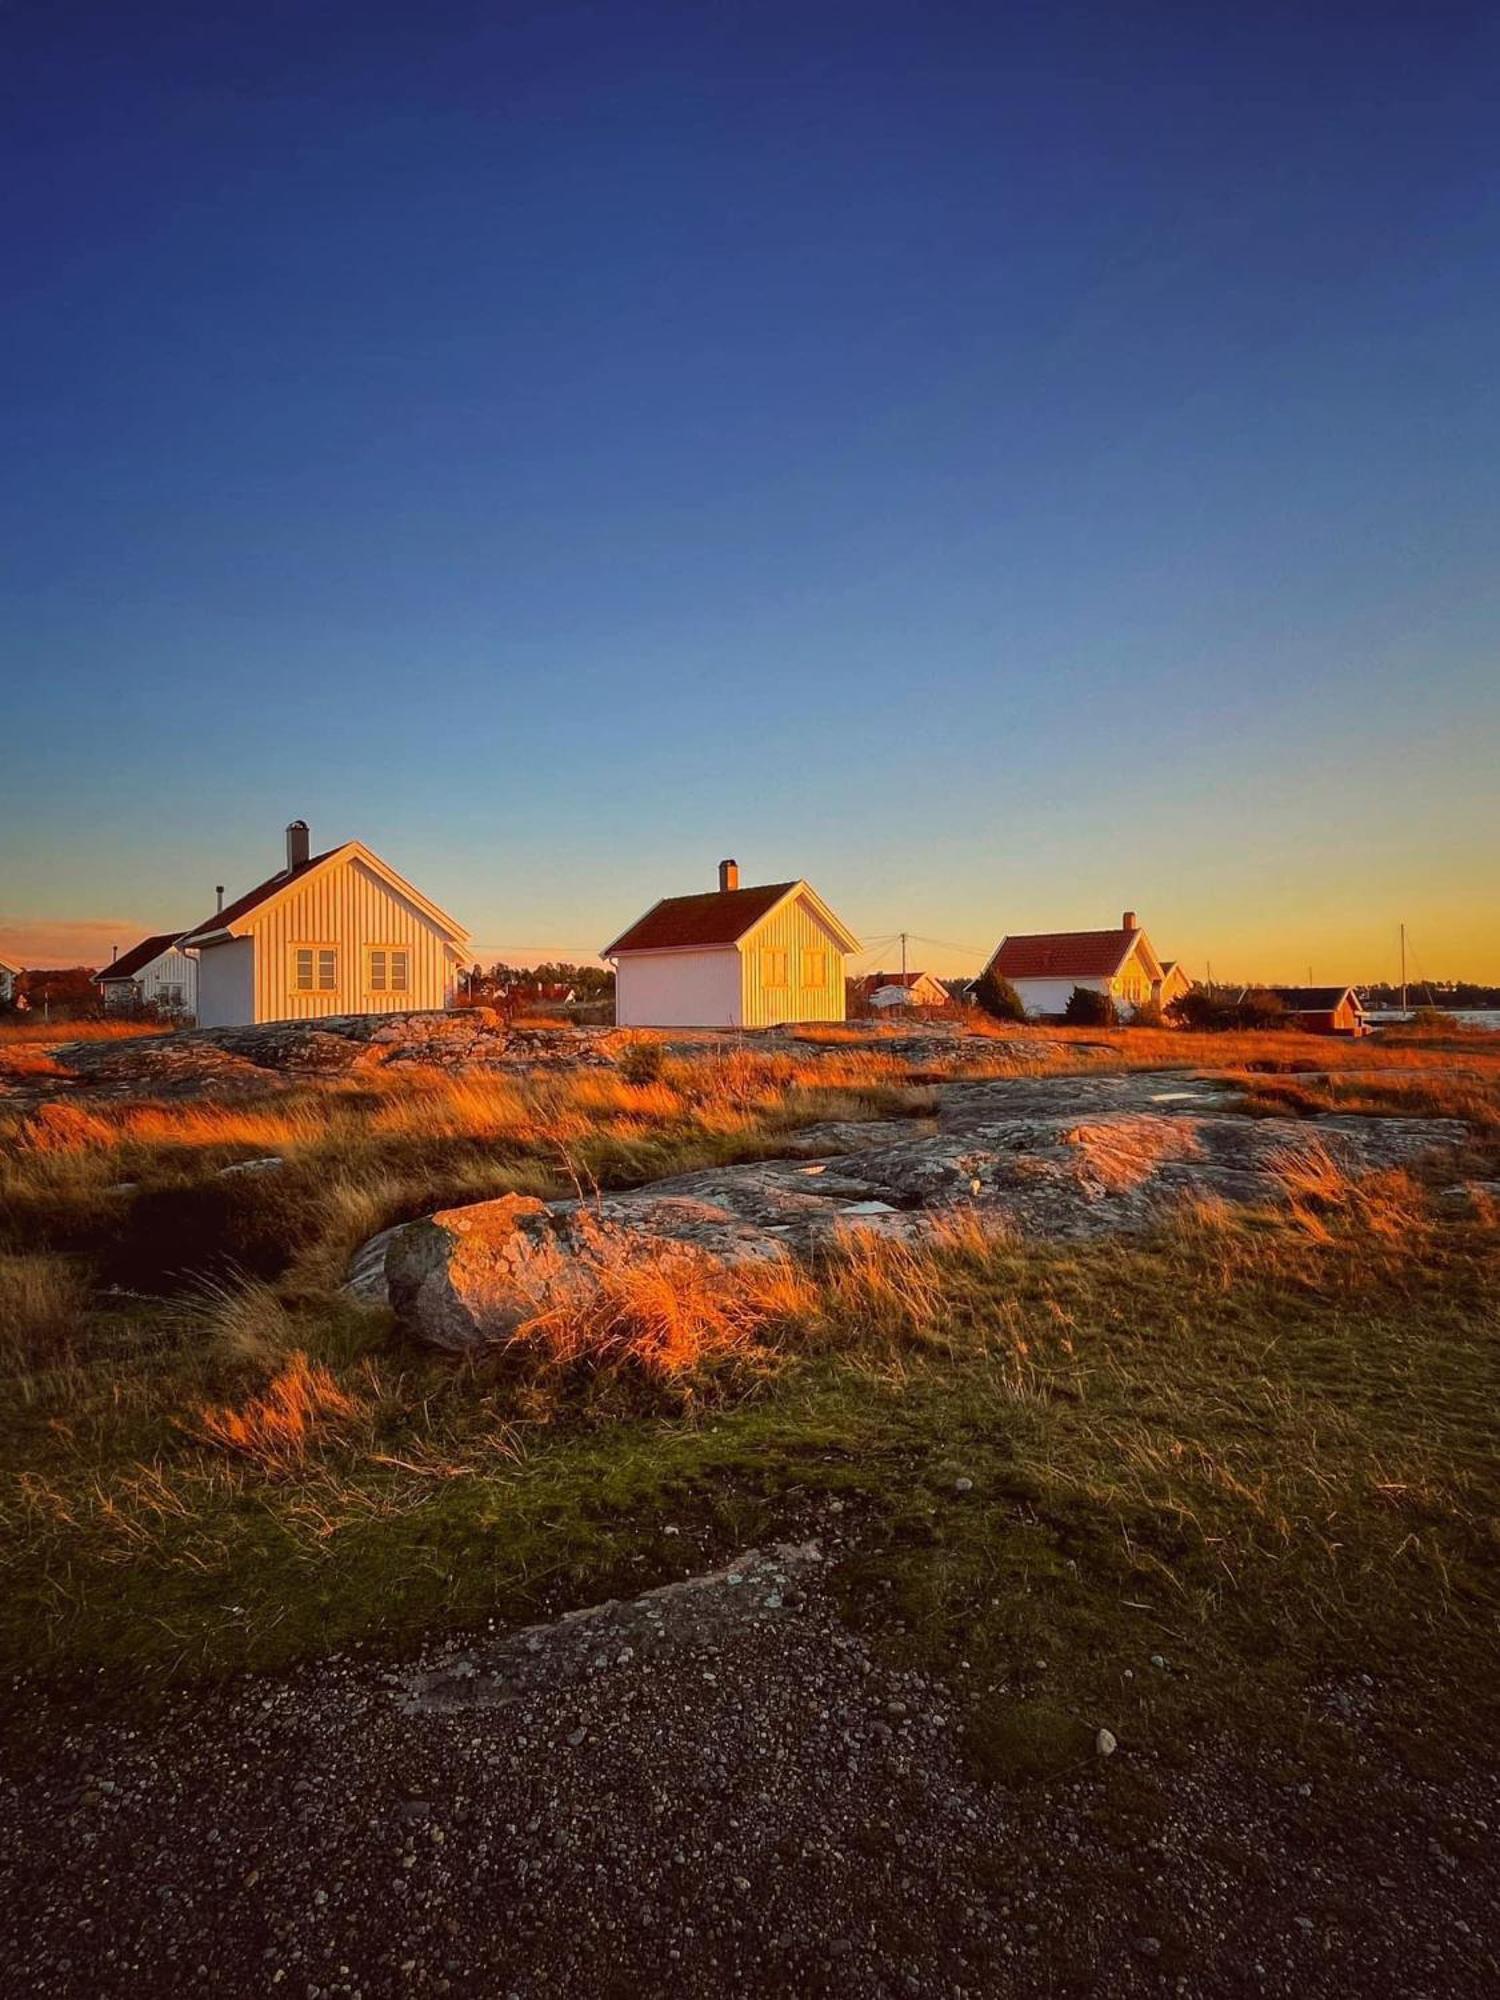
[2,1530,1496,1999]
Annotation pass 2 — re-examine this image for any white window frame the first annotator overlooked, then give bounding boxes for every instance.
[366,946,411,994]
[293,945,338,993]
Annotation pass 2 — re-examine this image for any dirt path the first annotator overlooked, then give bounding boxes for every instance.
[3,1528,1495,1999]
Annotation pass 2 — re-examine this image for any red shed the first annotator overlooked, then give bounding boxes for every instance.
[1271,986,1367,1036]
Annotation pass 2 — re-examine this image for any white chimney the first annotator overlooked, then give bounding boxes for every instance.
[719,858,739,893]
[286,820,310,873]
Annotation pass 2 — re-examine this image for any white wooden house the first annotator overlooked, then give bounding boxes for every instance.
[604,861,860,1028]
[94,934,198,1017]
[980,911,1168,1020]
[0,956,21,1005]
[180,822,469,1029]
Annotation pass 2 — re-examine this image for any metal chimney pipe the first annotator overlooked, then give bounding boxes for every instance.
[286,820,310,873]
[216,885,224,914]
[719,858,739,893]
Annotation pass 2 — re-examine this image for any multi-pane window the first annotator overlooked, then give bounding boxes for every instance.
[762,949,789,987]
[294,948,337,992]
[368,948,410,993]
[802,951,827,987]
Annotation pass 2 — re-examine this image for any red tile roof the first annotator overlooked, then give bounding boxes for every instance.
[989,929,1140,980]
[181,846,346,942]
[605,882,798,955]
[94,932,188,983]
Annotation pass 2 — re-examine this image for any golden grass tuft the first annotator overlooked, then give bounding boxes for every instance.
[0,1018,160,1046]
[513,1243,817,1379]
[192,1351,367,1468]
[18,1101,121,1152]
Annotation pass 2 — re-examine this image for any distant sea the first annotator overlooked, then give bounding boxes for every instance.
[1365,1009,1500,1032]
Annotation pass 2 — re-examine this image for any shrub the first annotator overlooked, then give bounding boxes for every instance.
[973,970,1028,1024]
[1237,988,1288,1031]
[616,1038,665,1086]
[1168,989,1227,1030]
[1126,998,1163,1029]
[1063,986,1118,1027]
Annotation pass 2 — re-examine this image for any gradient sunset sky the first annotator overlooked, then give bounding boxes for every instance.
[3,2,1497,983]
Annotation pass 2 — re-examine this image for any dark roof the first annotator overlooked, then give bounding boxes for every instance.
[990,928,1141,980]
[862,970,934,991]
[94,933,187,983]
[605,882,798,955]
[1270,986,1362,1012]
[181,846,347,944]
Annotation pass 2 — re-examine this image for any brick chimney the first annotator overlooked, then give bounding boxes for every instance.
[719,859,739,893]
[1122,910,1139,932]
[286,820,310,873]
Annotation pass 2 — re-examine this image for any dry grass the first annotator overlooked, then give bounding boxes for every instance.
[514,1242,818,1379]
[0,1017,160,1045]
[0,1252,89,1367]
[191,1351,368,1470]
[0,1046,67,1078]
[0,1016,1496,1750]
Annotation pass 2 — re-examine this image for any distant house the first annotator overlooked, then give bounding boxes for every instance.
[93,933,198,1017]
[980,911,1167,1020]
[179,821,469,1029]
[1269,986,1367,1037]
[0,956,21,1005]
[604,860,860,1028]
[856,969,951,1011]
[1158,960,1194,1010]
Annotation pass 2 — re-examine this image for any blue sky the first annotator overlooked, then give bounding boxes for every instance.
[3,0,1498,981]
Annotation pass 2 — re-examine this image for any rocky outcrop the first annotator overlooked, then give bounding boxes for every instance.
[2,1010,1098,1110]
[7,1010,627,1102]
[359,1071,1466,1351]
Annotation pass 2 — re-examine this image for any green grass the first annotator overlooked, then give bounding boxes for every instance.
[1,1028,1497,1793]
[4,1176,1497,1784]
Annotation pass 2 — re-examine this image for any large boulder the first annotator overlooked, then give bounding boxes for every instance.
[382,1191,794,1353]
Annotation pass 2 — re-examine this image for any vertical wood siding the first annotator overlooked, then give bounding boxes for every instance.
[739,893,848,1027]
[139,947,198,1013]
[247,857,458,1023]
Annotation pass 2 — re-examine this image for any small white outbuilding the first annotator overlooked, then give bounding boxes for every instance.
[604,861,860,1029]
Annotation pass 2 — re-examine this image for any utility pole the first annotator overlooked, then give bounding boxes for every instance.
[900,931,908,980]
[1400,923,1407,1016]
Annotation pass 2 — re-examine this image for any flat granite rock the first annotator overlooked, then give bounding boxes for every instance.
[356,1071,1466,1350]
